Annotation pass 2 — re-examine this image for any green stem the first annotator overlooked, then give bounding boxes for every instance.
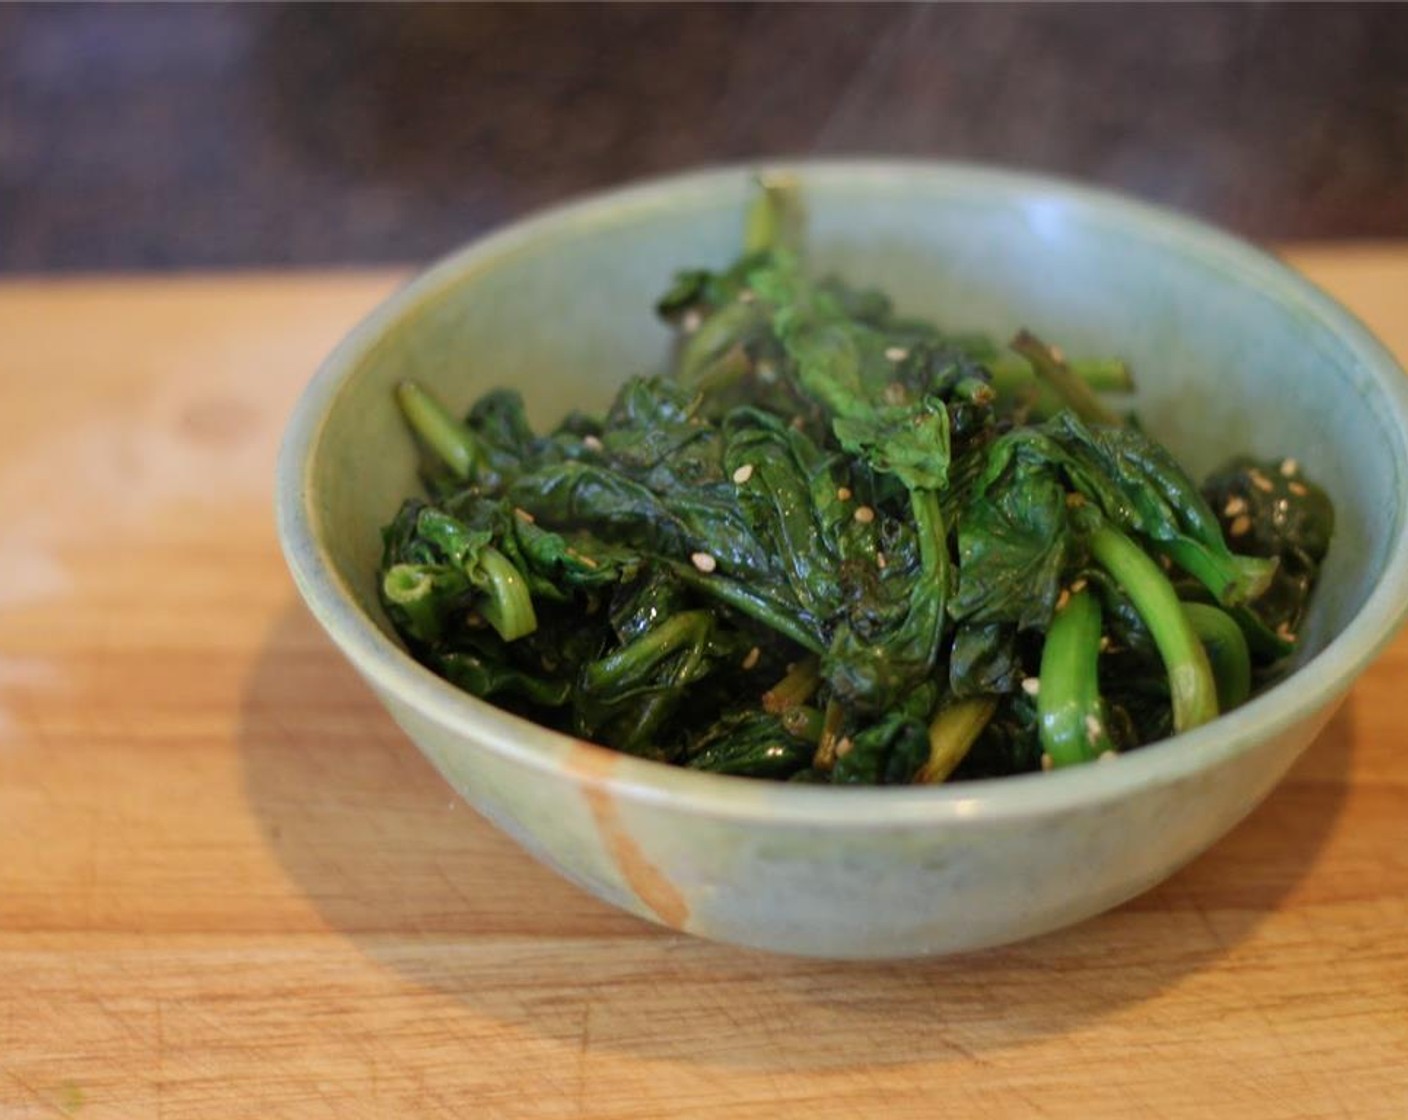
[470,547,537,642]
[762,656,822,714]
[1011,330,1123,428]
[581,611,712,693]
[381,563,443,644]
[1183,602,1252,710]
[917,696,998,783]
[395,381,483,481]
[669,562,826,653]
[988,353,1133,410]
[743,174,805,255]
[1087,524,1219,733]
[1038,589,1117,767]
[1158,538,1277,607]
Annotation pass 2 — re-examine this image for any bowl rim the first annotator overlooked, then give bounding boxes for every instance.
[276,157,1408,826]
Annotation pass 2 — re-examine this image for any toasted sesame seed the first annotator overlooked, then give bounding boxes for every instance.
[853,505,876,524]
[1056,588,1071,611]
[884,346,910,362]
[1084,714,1103,744]
[1249,470,1274,492]
[836,486,853,502]
[465,611,487,630]
[1049,344,1066,364]
[1065,492,1086,508]
[1098,750,1118,763]
[582,434,604,452]
[1070,578,1088,593]
[1041,752,1054,772]
[738,289,757,304]
[1280,458,1299,477]
[1230,515,1252,537]
[883,381,907,405]
[681,310,703,334]
[1276,622,1297,643]
[757,362,779,384]
[835,737,854,759]
[790,416,806,430]
[1099,635,1113,652]
[1289,481,1309,497]
[875,550,887,570]
[513,506,536,523]
[690,551,717,573]
[742,646,762,670]
[1224,495,1248,517]
[732,463,755,484]
[1158,554,1173,570]
[1021,677,1041,697]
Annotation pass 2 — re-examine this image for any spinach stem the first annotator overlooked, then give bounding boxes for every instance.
[381,563,443,643]
[1183,602,1252,710]
[472,547,538,642]
[395,381,483,481]
[1037,589,1116,767]
[1087,523,1219,733]
[762,656,822,714]
[1011,330,1123,428]
[917,696,998,783]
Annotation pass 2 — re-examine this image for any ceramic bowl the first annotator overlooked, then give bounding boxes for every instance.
[276,162,1408,958]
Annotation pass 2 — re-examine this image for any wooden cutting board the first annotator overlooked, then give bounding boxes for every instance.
[2,254,1406,1119]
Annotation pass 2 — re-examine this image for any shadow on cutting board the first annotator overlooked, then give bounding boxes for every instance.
[240,601,1355,1070]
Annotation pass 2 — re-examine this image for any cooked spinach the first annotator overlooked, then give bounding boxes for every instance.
[377,180,1332,783]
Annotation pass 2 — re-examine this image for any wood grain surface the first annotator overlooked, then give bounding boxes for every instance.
[2,254,1407,1118]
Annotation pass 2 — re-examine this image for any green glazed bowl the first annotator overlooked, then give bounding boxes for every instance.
[277,162,1408,958]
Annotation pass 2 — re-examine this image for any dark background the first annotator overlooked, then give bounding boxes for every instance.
[4,2,1408,273]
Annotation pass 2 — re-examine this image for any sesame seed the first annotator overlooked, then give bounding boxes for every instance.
[742,646,761,670]
[1049,344,1066,364]
[465,611,487,630]
[835,737,854,759]
[1230,515,1252,537]
[1056,588,1071,611]
[883,381,907,405]
[1280,458,1299,477]
[836,487,853,502]
[690,551,717,574]
[1065,492,1086,508]
[732,463,755,484]
[1276,622,1297,643]
[790,416,806,430]
[875,550,887,570]
[1249,470,1274,493]
[738,289,757,304]
[1224,496,1248,517]
[1021,677,1041,697]
[757,362,778,384]
[1098,750,1118,763]
[1099,635,1113,652]
[1084,714,1103,744]
[582,434,604,452]
[513,506,536,524]
[1070,578,1088,594]
[681,310,703,334]
[853,505,876,524]
[884,346,910,362]
[1041,753,1054,772]
[1158,554,1173,570]
[1289,481,1309,497]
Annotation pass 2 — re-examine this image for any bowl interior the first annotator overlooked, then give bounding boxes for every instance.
[302,164,1408,738]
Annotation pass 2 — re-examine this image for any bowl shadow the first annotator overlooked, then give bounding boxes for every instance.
[240,601,1356,1071]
